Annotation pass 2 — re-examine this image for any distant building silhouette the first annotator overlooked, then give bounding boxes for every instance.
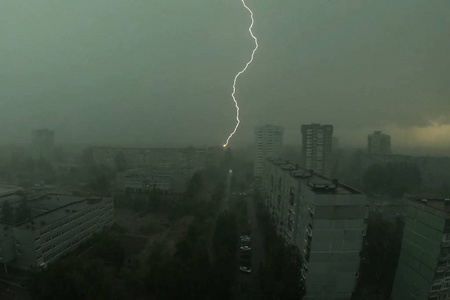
[31,129,54,161]
[362,154,450,194]
[391,197,450,300]
[89,146,221,171]
[368,131,391,155]
[253,124,283,177]
[301,123,333,177]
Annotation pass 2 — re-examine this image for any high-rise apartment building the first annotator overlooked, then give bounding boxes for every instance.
[391,197,450,300]
[31,129,55,160]
[368,131,391,155]
[301,124,333,177]
[262,159,367,299]
[254,125,284,177]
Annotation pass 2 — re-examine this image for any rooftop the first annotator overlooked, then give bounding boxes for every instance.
[407,197,450,215]
[267,159,363,195]
[0,185,23,197]
[17,194,107,230]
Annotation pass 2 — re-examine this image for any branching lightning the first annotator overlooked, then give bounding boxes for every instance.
[223,0,258,148]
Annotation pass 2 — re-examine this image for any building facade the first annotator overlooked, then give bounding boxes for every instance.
[262,159,367,299]
[301,124,333,177]
[254,125,284,177]
[391,197,450,300]
[368,131,391,155]
[0,194,114,270]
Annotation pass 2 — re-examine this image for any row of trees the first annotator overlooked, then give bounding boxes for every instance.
[363,162,422,197]
[28,232,126,300]
[353,214,404,300]
[30,211,235,299]
[1,198,31,224]
[253,190,305,300]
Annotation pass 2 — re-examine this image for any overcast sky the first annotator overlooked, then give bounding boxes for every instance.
[1,0,449,150]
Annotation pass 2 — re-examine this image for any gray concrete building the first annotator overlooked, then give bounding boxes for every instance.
[391,197,450,300]
[301,124,333,177]
[368,131,391,155]
[0,194,114,270]
[254,125,284,177]
[90,146,221,172]
[262,159,367,300]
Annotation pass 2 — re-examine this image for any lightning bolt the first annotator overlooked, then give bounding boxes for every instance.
[223,0,258,148]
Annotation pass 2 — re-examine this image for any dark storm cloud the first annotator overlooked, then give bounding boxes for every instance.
[1,0,449,147]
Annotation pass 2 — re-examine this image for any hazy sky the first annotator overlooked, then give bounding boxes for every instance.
[1,0,450,149]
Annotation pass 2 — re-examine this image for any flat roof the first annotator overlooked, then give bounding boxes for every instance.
[407,197,450,215]
[0,185,23,197]
[266,159,363,195]
[17,194,107,230]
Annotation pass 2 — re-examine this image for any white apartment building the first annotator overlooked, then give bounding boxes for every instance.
[254,125,284,177]
[0,194,114,270]
[262,159,367,300]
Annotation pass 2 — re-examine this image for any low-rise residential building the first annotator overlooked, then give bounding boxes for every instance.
[89,146,222,171]
[0,194,114,270]
[262,159,367,300]
[391,197,450,300]
[116,165,198,194]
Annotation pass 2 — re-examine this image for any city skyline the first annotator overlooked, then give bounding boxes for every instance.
[1,0,449,149]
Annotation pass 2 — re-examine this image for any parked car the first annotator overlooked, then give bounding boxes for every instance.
[239,266,252,273]
[240,246,251,251]
[240,235,250,242]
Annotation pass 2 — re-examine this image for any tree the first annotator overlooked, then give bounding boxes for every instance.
[1,200,13,223]
[363,162,422,197]
[147,188,162,212]
[255,244,304,300]
[185,171,204,199]
[253,191,305,299]
[29,257,119,300]
[353,214,404,299]
[15,198,31,223]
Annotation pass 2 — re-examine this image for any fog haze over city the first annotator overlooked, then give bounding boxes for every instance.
[2,1,450,299]
[1,0,450,149]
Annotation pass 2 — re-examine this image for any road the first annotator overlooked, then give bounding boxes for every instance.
[207,169,232,263]
[235,193,266,299]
